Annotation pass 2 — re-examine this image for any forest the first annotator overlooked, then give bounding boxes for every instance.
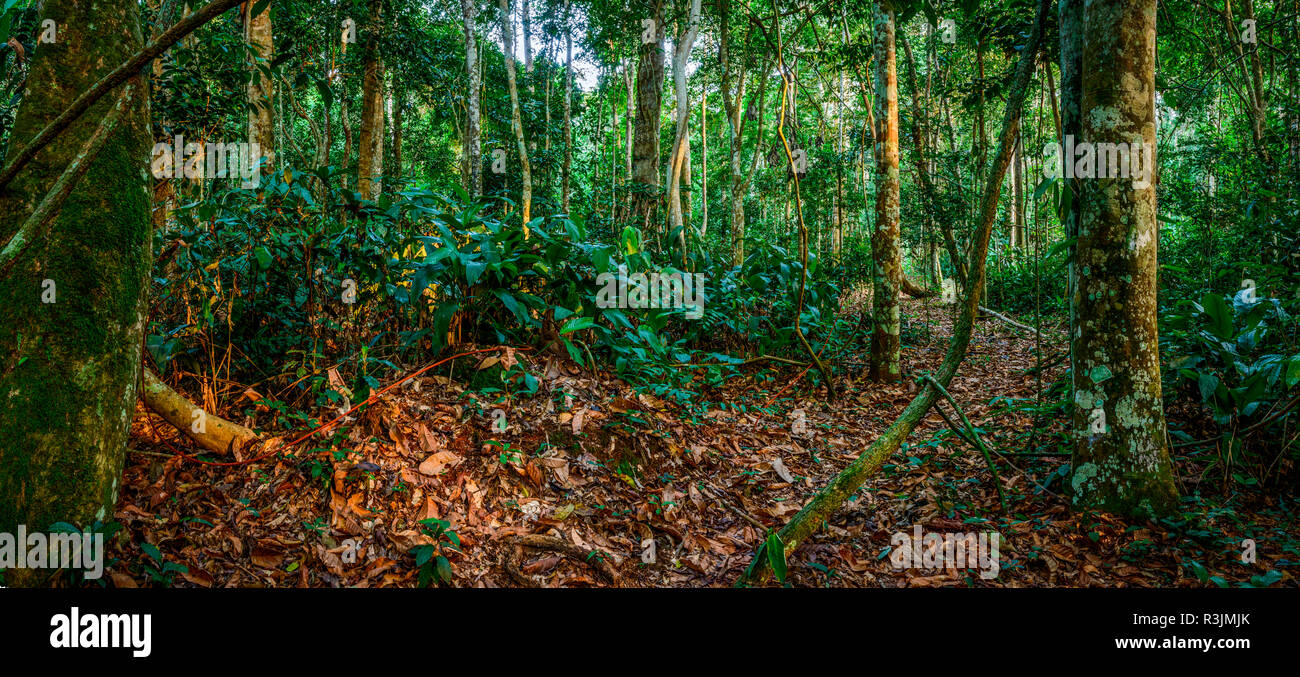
[0,0,1296,591]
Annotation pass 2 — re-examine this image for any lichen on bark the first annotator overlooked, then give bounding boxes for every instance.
[1068,0,1177,518]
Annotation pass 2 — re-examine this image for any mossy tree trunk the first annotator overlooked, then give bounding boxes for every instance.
[357,0,385,200]
[1068,0,1178,517]
[869,0,902,383]
[0,0,152,535]
[630,0,665,233]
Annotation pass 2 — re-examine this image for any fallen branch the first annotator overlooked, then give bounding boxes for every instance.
[923,374,1007,513]
[499,534,620,587]
[902,276,939,299]
[978,305,1059,336]
[141,368,258,456]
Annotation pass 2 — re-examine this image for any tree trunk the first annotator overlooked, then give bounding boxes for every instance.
[700,91,708,237]
[631,0,666,232]
[357,0,385,199]
[1069,0,1178,517]
[667,0,702,258]
[869,1,902,383]
[244,0,275,171]
[0,0,152,537]
[461,0,482,197]
[900,34,965,286]
[561,2,573,214]
[392,77,404,180]
[622,61,634,216]
[500,0,532,225]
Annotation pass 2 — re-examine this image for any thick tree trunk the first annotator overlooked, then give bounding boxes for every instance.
[631,0,666,232]
[357,0,385,200]
[1069,0,1177,517]
[244,0,274,171]
[500,0,532,224]
[0,0,152,536]
[869,1,902,383]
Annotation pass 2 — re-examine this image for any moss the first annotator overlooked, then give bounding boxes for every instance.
[0,0,151,533]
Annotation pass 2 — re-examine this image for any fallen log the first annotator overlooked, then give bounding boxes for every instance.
[978,305,1060,336]
[141,368,258,456]
[901,276,939,299]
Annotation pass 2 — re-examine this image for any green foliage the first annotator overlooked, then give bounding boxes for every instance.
[1163,287,1300,479]
[410,517,460,587]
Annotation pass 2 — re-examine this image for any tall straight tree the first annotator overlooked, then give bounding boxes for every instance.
[869,0,902,382]
[1069,0,1178,516]
[0,0,152,541]
[667,0,703,258]
[357,0,386,199]
[630,0,666,230]
[461,0,482,197]
[718,0,767,267]
[244,0,275,170]
[500,0,532,224]
[561,0,574,213]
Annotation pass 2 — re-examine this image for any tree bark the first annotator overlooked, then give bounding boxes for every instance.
[0,0,152,537]
[461,0,482,197]
[631,0,666,232]
[500,0,532,224]
[141,369,257,456]
[357,0,385,200]
[243,0,275,171]
[870,1,902,383]
[561,1,574,214]
[667,0,702,258]
[1069,0,1178,517]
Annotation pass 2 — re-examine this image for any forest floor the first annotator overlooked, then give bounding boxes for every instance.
[109,299,1297,588]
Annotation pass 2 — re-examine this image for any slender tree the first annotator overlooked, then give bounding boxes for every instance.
[461,0,482,197]
[500,0,532,224]
[244,0,275,170]
[870,0,902,382]
[630,0,666,231]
